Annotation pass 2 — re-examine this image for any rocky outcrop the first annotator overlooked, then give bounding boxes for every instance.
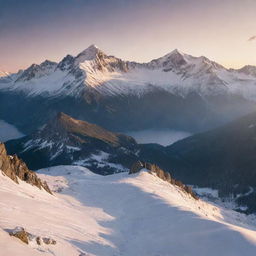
[129,161,198,200]
[129,161,145,174]
[0,143,52,194]
[42,237,57,245]
[8,227,56,245]
[9,227,29,244]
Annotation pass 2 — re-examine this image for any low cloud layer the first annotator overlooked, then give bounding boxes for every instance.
[248,35,256,41]
[126,129,191,146]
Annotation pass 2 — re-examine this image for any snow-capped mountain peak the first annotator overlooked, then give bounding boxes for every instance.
[0,70,10,77]
[164,48,185,59]
[148,48,187,70]
[57,54,75,71]
[1,44,256,101]
[75,44,105,63]
[162,48,185,60]
[236,65,256,77]
[15,60,57,82]
[39,59,57,69]
[0,71,11,83]
[170,48,182,54]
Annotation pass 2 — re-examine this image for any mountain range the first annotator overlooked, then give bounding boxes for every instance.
[2,45,256,211]
[1,44,256,134]
[5,110,256,213]
[2,44,256,255]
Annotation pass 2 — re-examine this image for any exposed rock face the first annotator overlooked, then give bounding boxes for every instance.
[42,237,57,245]
[37,112,137,149]
[0,143,52,194]
[9,227,29,244]
[129,161,145,174]
[8,226,56,245]
[129,161,198,200]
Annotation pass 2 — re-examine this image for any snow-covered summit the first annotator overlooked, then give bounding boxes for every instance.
[15,60,57,82]
[1,44,256,99]
[148,48,187,69]
[236,65,256,77]
[0,71,12,83]
[0,71,10,77]
[75,44,103,62]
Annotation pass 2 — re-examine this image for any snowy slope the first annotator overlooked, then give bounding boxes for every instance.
[0,228,43,256]
[1,45,256,100]
[1,165,256,256]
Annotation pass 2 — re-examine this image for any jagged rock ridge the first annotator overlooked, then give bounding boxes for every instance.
[0,143,51,194]
[129,161,198,200]
[8,226,56,245]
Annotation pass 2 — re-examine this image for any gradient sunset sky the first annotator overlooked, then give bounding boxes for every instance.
[1,0,256,72]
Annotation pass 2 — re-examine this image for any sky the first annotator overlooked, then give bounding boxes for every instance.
[0,0,256,72]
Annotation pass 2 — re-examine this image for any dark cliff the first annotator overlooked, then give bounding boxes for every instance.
[0,143,52,194]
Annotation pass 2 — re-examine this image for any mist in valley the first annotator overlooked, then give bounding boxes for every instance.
[126,129,191,146]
